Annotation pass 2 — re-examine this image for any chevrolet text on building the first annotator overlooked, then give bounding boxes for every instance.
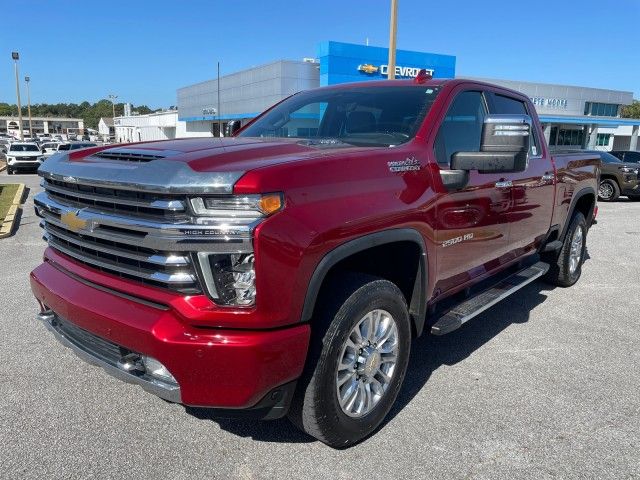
[357,63,435,78]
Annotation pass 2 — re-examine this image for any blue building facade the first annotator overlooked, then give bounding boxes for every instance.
[317,41,456,86]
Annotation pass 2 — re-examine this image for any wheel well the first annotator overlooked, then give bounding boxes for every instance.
[599,174,618,185]
[573,192,596,222]
[311,241,424,336]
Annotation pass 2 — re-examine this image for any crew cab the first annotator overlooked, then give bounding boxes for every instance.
[6,142,46,174]
[30,77,599,447]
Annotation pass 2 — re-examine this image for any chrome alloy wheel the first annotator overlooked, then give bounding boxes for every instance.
[569,226,584,274]
[335,309,399,418]
[599,181,613,200]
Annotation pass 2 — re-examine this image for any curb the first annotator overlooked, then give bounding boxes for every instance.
[0,183,26,239]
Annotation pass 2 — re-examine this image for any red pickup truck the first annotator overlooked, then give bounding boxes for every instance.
[31,77,599,447]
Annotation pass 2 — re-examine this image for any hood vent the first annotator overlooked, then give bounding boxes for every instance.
[93,148,168,163]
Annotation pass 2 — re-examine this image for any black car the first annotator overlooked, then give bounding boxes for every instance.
[611,150,640,164]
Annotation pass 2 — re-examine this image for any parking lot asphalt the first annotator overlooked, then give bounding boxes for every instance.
[1,171,639,479]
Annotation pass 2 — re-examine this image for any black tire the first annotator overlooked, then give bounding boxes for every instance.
[6,168,13,175]
[543,211,587,287]
[288,274,411,448]
[598,178,619,202]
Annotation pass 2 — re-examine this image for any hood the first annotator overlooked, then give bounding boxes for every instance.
[39,137,376,195]
[77,137,371,173]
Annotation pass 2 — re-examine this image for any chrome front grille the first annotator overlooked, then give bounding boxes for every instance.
[43,178,187,220]
[36,153,256,299]
[35,187,204,294]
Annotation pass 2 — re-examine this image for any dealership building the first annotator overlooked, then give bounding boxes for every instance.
[120,41,640,151]
[0,116,84,138]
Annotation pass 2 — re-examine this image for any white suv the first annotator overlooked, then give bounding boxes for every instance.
[6,142,46,175]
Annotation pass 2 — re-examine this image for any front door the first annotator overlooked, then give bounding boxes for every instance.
[431,89,514,296]
[485,91,555,256]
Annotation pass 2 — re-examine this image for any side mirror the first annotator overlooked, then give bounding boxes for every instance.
[225,120,242,137]
[451,114,531,173]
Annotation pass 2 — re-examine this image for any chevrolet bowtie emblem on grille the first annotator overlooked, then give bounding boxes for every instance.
[357,64,379,74]
[60,211,89,232]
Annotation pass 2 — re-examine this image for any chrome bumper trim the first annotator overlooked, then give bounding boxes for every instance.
[37,310,182,404]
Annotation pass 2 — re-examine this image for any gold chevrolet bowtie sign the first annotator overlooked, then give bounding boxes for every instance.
[60,211,88,232]
[357,64,379,74]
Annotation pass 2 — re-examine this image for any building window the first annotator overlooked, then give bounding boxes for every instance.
[550,128,584,147]
[596,133,611,146]
[584,102,619,117]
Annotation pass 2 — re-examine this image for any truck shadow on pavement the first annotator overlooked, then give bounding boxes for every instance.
[185,277,569,445]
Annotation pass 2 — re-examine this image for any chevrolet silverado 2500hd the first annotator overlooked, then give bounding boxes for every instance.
[31,77,599,447]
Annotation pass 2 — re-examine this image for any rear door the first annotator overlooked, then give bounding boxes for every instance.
[486,91,555,256]
[431,88,513,295]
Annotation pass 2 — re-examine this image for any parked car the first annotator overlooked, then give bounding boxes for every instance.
[41,142,61,157]
[55,141,98,152]
[5,142,46,174]
[593,151,639,201]
[0,138,11,154]
[610,150,640,164]
[31,77,599,447]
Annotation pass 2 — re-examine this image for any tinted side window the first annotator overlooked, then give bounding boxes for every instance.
[492,94,527,115]
[434,91,486,167]
[624,152,640,163]
[491,93,539,156]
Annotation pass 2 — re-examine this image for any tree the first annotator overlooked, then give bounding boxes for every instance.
[621,100,640,119]
[0,100,161,129]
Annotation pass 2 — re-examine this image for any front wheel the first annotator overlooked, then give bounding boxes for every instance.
[598,179,619,202]
[288,275,411,448]
[544,211,587,287]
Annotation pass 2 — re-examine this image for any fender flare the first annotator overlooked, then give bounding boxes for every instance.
[561,186,597,241]
[300,228,429,336]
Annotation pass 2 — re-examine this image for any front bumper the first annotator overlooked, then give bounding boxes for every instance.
[30,258,310,412]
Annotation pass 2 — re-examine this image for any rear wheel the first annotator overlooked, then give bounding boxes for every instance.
[598,179,619,201]
[288,274,411,448]
[544,211,587,287]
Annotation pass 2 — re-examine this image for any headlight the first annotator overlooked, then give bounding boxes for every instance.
[190,193,283,217]
[190,193,283,307]
[197,252,256,306]
[7,156,15,165]
[620,166,637,174]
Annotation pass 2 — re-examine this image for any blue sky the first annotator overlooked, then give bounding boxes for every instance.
[1,0,638,108]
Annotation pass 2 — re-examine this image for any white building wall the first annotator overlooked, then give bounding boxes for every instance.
[114,111,212,142]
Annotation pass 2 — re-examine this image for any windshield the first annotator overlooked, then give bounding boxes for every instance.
[57,144,71,150]
[600,152,622,163]
[9,144,40,152]
[239,85,441,147]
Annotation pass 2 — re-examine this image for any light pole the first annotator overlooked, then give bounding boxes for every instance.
[25,76,33,139]
[12,52,24,141]
[217,61,221,137]
[108,94,118,119]
[387,0,398,80]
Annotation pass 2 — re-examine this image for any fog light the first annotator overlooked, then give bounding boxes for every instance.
[142,356,177,384]
[198,252,256,306]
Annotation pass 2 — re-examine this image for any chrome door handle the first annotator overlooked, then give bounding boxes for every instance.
[495,180,513,188]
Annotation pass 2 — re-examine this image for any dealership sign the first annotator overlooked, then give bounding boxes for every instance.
[530,97,568,109]
[358,63,434,78]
